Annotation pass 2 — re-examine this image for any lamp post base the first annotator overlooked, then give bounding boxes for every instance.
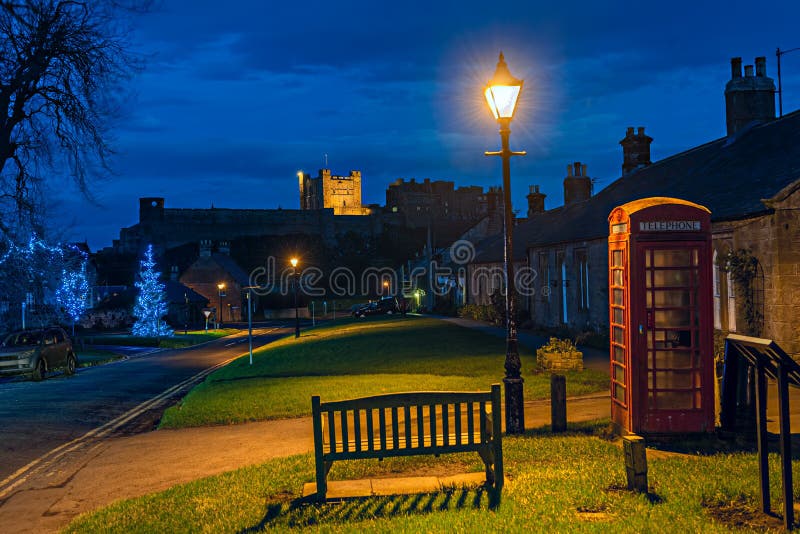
[503,376,525,434]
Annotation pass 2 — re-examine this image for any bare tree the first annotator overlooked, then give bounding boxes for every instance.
[0,0,150,238]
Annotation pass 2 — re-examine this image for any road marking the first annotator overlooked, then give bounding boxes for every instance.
[0,327,287,501]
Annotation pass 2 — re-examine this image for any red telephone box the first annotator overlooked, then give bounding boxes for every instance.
[608,197,714,434]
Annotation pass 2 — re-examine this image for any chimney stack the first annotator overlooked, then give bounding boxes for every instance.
[200,239,212,257]
[526,185,546,216]
[619,126,653,175]
[563,162,592,205]
[725,55,776,136]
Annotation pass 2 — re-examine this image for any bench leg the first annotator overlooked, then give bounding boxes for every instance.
[478,447,495,486]
[315,459,328,501]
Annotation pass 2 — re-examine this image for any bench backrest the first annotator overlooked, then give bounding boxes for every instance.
[312,384,501,460]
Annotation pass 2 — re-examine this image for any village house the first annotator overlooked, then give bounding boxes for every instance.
[468,56,800,355]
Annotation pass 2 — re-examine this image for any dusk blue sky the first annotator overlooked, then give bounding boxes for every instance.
[53,0,800,250]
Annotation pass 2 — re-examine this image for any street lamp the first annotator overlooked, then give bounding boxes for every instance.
[484,51,526,434]
[217,282,226,329]
[290,257,300,338]
[383,279,390,295]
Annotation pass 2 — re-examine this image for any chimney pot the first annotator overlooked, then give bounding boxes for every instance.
[637,126,645,136]
[731,57,742,79]
[755,56,767,77]
[574,162,581,176]
[581,163,588,176]
[744,65,754,77]
[626,126,634,136]
[567,164,573,177]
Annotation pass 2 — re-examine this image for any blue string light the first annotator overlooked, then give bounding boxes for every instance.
[132,244,173,337]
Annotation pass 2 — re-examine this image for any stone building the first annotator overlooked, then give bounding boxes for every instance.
[299,169,371,216]
[179,241,250,323]
[385,178,491,227]
[468,56,800,355]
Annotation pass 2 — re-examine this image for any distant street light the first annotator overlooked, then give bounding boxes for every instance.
[290,257,300,338]
[383,279,390,295]
[484,51,526,434]
[217,282,226,329]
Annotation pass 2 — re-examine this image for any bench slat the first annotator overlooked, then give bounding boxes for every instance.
[391,407,399,450]
[341,410,349,453]
[429,404,436,447]
[353,408,361,452]
[416,405,424,449]
[454,403,462,446]
[366,408,374,452]
[379,408,387,451]
[467,402,474,445]
[327,410,336,453]
[442,404,450,447]
[404,406,412,449]
[479,403,487,443]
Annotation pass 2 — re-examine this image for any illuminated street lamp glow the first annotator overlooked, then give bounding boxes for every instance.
[484,52,523,120]
[290,257,299,268]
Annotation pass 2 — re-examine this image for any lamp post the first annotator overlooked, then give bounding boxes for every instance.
[383,279,390,296]
[484,51,527,434]
[217,282,226,329]
[777,47,800,117]
[290,257,300,338]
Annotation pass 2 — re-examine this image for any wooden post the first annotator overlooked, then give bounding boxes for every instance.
[754,359,770,514]
[491,383,504,491]
[777,363,794,530]
[311,396,326,501]
[551,374,567,433]
[719,339,739,432]
[623,435,648,493]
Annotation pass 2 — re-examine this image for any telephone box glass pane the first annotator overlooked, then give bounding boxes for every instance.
[612,250,623,267]
[613,289,624,305]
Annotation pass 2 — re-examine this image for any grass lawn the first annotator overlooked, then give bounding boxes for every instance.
[159,317,608,429]
[65,422,793,533]
[76,348,125,367]
[81,329,238,349]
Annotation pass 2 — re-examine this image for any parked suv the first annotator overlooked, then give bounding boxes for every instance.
[352,297,399,318]
[0,327,77,381]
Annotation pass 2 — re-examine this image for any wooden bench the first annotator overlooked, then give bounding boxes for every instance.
[311,384,503,501]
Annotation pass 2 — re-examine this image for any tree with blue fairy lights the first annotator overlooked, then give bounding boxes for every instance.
[132,244,173,337]
[56,261,90,336]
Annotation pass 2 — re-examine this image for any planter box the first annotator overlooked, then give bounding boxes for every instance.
[536,347,584,372]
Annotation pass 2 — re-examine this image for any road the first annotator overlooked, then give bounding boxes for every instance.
[0,325,290,491]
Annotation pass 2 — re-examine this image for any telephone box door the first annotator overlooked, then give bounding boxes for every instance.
[636,243,713,433]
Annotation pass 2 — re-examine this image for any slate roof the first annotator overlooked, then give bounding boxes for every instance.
[474,110,800,263]
[211,253,251,287]
[164,281,208,305]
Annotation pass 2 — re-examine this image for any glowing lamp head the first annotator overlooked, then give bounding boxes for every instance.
[484,52,523,121]
[290,257,299,268]
[217,283,225,290]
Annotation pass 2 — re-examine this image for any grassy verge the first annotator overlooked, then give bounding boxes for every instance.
[160,317,607,428]
[76,348,124,367]
[81,329,238,349]
[65,422,792,533]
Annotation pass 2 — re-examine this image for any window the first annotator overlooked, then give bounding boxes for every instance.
[575,249,590,310]
[713,250,722,330]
